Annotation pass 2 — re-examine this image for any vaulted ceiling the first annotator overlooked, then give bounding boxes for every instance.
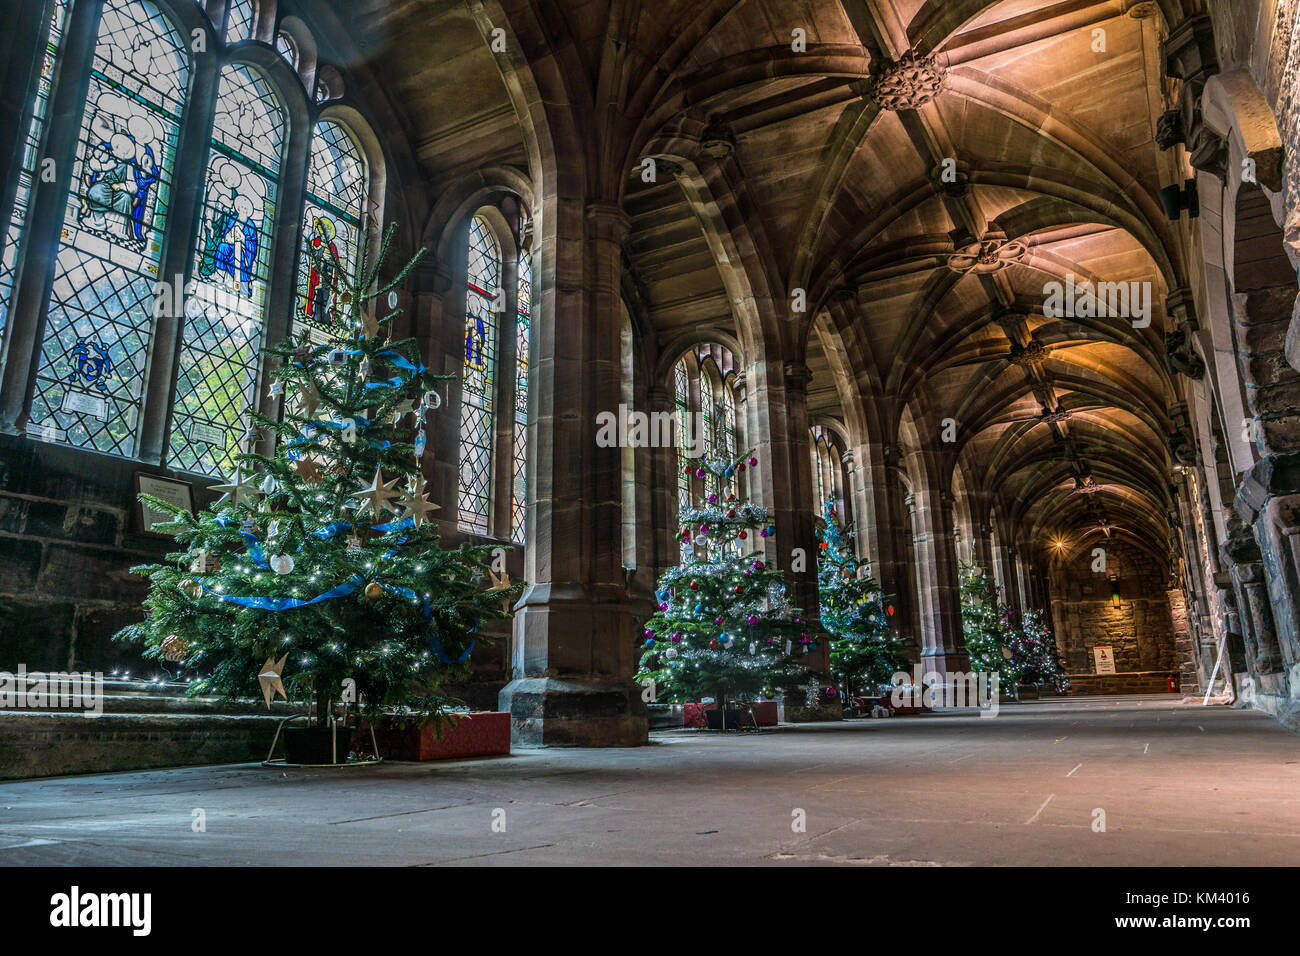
[348,0,1198,573]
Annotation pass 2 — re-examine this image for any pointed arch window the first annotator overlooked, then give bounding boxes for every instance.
[168,64,285,476]
[28,0,190,454]
[0,0,69,342]
[674,359,691,517]
[458,215,499,534]
[295,121,367,336]
[511,250,531,542]
[225,0,254,42]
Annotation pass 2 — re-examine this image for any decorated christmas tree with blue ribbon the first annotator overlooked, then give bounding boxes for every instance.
[117,224,523,730]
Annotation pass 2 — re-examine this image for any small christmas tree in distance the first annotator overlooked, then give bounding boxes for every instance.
[117,224,523,734]
[816,498,908,701]
[959,561,1065,697]
[637,451,812,722]
[959,562,1015,691]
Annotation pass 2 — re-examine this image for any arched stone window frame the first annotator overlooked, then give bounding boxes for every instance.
[0,0,387,480]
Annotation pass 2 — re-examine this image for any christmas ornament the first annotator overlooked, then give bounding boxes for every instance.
[364,581,384,600]
[269,380,284,398]
[359,356,372,380]
[359,304,380,340]
[328,348,347,366]
[160,634,189,662]
[349,465,401,516]
[294,455,324,484]
[346,534,363,553]
[269,554,295,575]
[211,464,262,510]
[191,550,220,574]
[396,474,440,527]
[179,578,202,599]
[258,654,288,708]
[666,647,678,659]
[413,427,426,459]
[298,378,322,418]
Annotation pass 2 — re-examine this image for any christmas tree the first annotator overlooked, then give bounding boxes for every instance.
[816,499,909,701]
[637,452,811,722]
[958,562,1066,696]
[116,225,523,732]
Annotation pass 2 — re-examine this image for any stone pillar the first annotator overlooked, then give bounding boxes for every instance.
[1168,588,1199,693]
[497,201,647,746]
[910,486,968,673]
[768,362,834,714]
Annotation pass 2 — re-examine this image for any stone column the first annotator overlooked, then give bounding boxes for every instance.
[497,200,646,746]
[910,486,968,674]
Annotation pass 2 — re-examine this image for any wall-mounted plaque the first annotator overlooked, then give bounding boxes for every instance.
[1092,645,1116,675]
[134,473,194,537]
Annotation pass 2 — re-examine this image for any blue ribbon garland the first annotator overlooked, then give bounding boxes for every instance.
[198,575,476,665]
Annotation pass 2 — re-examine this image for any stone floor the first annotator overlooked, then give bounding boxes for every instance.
[1,695,1297,866]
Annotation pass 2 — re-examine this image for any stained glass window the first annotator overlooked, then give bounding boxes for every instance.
[275,33,297,69]
[28,0,189,454]
[458,216,499,533]
[226,0,254,42]
[511,251,531,542]
[167,65,285,476]
[294,121,366,337]
[722,376,737,495]
[0,0,68,346]
[674,358,691,556]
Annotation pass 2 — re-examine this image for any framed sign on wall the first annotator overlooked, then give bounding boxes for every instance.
[134,473,195,537]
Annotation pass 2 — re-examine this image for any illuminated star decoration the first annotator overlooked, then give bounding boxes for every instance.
[396,474,439,527]
[258,654,288,708]
[211,464,263,509]
[348,465,401,517]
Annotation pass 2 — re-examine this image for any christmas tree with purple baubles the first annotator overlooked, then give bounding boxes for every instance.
[959,562,1065,696]
[816,498,909,701]
[637,451,811,725]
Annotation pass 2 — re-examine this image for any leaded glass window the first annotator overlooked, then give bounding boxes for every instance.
[167,65,285,476]
[674,358,690,556]
[511,250,531,542]
[226,0,254,42]
[275,33,297,69]
[0,0,68,345]
[458,216,498,534]
[722,376,737,496]
[294,121,366,336]
[29,0,189,453]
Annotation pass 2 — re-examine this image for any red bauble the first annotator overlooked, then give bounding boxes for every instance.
[690,580,700,590]
[737,530,747,540]
[732,585,744,594]
[709,640,719,650]
[682,465,693,475]
[726,508,736,518]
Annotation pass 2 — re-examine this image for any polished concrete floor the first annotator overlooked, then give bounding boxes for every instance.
[2,695,1297,866]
